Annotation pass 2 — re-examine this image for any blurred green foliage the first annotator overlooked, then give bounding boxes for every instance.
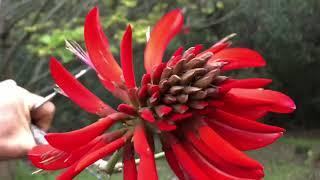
[0,0,320,131]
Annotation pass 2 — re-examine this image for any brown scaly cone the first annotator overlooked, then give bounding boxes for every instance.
[117,47,228,132]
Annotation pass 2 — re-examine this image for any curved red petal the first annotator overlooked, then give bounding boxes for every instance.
[121,25,136,88]
[144,9,184,73]
[209,109,284,133]
[184,130,264,179]
[28,145,71,170]
[227,88,296,113]
[50,57,115,115]
[208,48,266,71]
[166,134,211,180]
[156,121,177,131]
[219,78,272,94]
[58,134,129,180]
[207,120,283,151]
[197,125,263,169]
[162,147,186,179]
[182,141,255,180]
[218,104,268,120]
[123,142,137,180]
[45,116,116,152]
[133,125,158,180]
[139,108,156,122]
[84,7,123,84]
[198,41,231,57]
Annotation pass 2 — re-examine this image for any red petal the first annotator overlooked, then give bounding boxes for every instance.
[183,141,255,180]
[207,120,283,150]
[121,25,136,88]
[192,44,203,55]
[144,9,184,73]
[161,138,186,180]
[139,108,156,122]
[219,78,272,94]
[117,104,137,116]
[209,109,284,133]
[28,145,71,170]
[151,63,166,84]
[167,54,183,67]
[50,57,115,115]
[156,121,177,131]
[207,48,266,71]
[58,133,130,180]
[141,73,151,86]
[166,134,211,180]
[199,42,231,57]
[84,7,123,84]
[133,125,158,180]
[123,142,137,180]
[218,104,268,120]
[184,130,264,179]
[154,105,172,117]
[226,88,296,113]
[197,125,262,169]
[169,113,192,122]
[172,46,184,57]
[45,116,116,152]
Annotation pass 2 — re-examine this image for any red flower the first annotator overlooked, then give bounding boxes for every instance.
[29,7,296,180]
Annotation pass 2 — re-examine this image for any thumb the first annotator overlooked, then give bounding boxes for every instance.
[24,91,55,131]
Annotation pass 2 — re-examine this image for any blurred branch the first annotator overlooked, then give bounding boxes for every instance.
[0,0,50,78]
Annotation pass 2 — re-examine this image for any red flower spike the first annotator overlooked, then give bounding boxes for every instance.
[139,108,156,122]
[84,7,123,84]
[208,48,266,71]
[29,7,297,180]
[133,125,158,180]
[219,78,272,94]
[227,88,296,113]
[209,109,284,133]
[118,104,137,116]
[121,25,136,88]
[197,124,263,169]
[45,115,121,152]
[208,120,283,151]
[50,57,115,116]
[123,142,137,180]
[144,9,184,73]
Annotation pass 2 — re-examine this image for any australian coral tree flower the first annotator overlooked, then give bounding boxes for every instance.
[28,7,296,180]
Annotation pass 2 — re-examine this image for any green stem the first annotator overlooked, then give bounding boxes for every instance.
[104,149,122,176]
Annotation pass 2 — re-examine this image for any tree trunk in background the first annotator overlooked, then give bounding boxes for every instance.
[0,160,16,180]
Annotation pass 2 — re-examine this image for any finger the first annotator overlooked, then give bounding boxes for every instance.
[31,99,55,131]
[0,79,17,87]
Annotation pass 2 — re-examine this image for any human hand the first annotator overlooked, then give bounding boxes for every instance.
[0,80,55,159]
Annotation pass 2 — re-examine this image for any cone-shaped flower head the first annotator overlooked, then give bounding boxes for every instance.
[29,7,295,180]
